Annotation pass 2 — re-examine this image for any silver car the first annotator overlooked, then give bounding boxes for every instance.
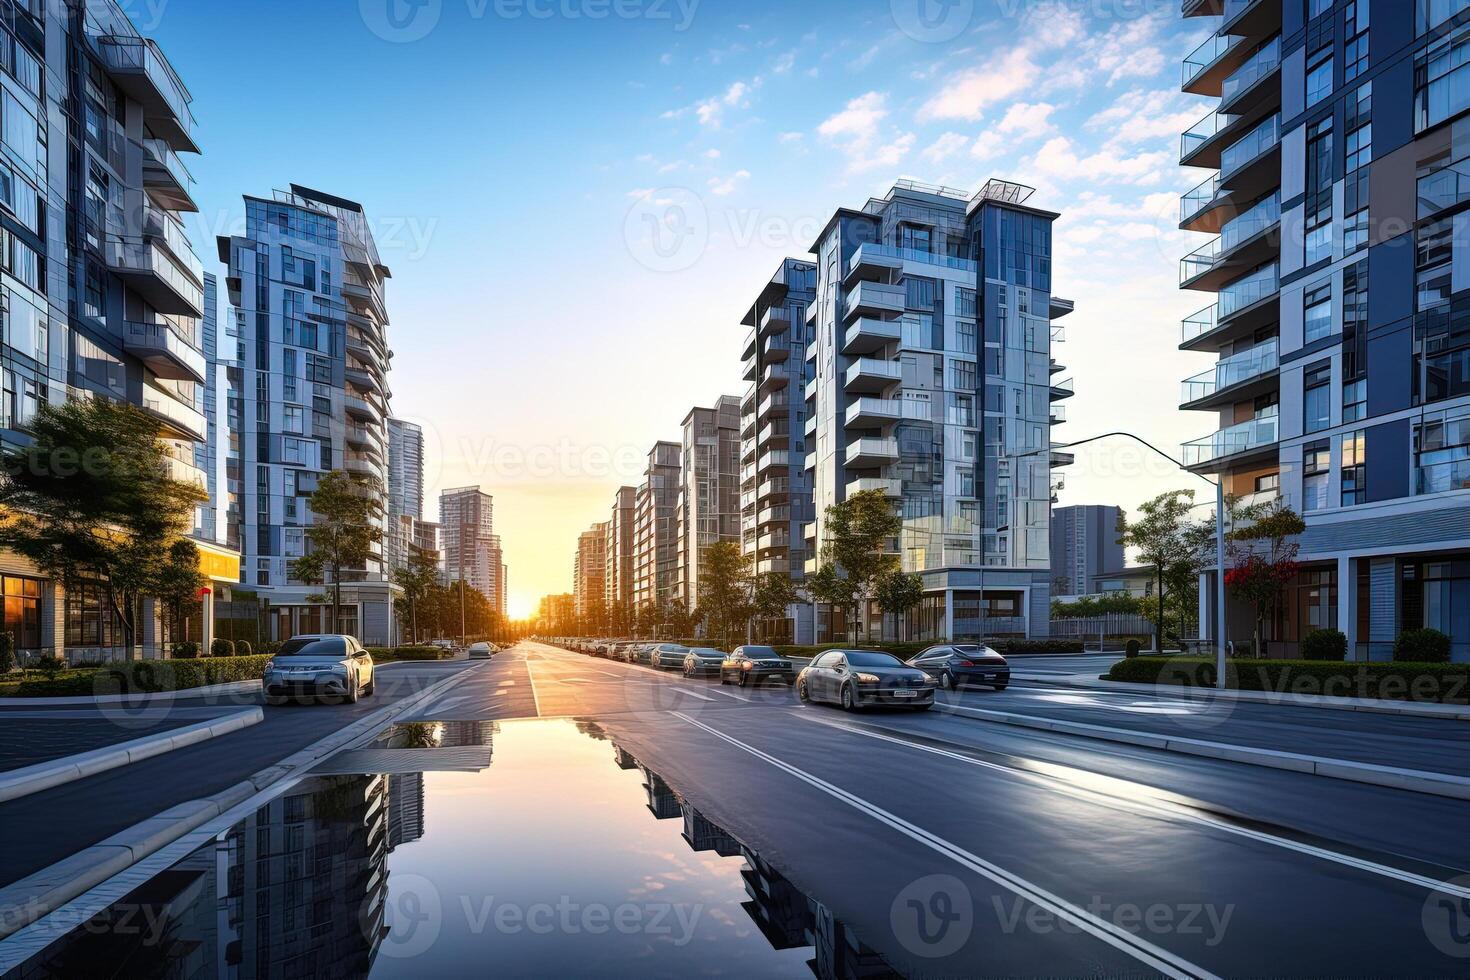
[263,634,376,705]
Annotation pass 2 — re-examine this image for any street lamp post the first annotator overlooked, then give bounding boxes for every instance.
[1009,432,1230,691]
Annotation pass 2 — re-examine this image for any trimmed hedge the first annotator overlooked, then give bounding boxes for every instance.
[771,638,1086,660]
[366,646,453,663]
[12,654,273,697]
[1394,629,1452,664]
[210,638,236,657]
[1301,629,1347,662]
[1105,656,1470,704]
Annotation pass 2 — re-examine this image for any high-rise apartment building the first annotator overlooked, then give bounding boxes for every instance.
[219,184,397,644]
[605,486,637,614]
[632,442,681,616]
[1179,0,1470,660]
[1050,505,1124,597]
[385,417,433,574]
[0,2,241,660]
[675,396,743,611]
[804,179,1073,641]
[739,259,818,643]
[574,523,609,620]
[440,486,506,613]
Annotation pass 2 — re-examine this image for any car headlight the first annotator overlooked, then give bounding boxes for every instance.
[264,659,275,672]
[854,672,881,684]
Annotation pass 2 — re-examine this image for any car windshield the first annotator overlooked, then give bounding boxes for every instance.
[843,651,903,668]
[660,645,689,652]
[690,649,723,657]
[276,637,348,657]
[743,647,778,657]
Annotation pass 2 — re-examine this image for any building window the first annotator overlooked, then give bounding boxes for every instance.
[956,319,977,355]
[1417,25,1470,132]
[1303,439,1331,511]
[1308,0,1335,17]
[1306,48,1334,107]
[1304,361,1332,433]
[65,582,130,649]
[1414,410,1470,493]
[282,405,304,434]
[1417,218,1453,311]
[1304,118,1334,266]
[2,575,41,650]
[951,359,977,391]
[1419,1,1469,35]
[1340,430,1366,505]
[1344,379,1367,422]
[1304,283,1333,344]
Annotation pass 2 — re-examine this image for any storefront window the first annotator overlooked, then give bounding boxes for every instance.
[65,582,131,649]
[2,574,41,649]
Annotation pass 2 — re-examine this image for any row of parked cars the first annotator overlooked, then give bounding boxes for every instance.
[543,637,1012,711]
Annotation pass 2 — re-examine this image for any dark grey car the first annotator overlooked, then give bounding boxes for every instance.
[796,650,936,711]
[907,644,1011,690]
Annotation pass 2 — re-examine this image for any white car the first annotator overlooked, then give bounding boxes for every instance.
[263,635,375,705]
[468,642,495,660]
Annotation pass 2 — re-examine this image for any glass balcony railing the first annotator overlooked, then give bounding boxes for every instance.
[1182,303,1219,344]
[845,242,976,276]
[1221,36,1280,107]
[1180,340,1278,403]
[1182,413,1279,467]
[1181,173,1222,224]
[144,205,205,283]
[1180,237,1222,284]
[1219,192,1279,252]
[1183,32,1240,87]
[1418,155,1470,219]
[1219,263,1278,318]
[1416,457,1470,495]
[94,35,196,141]
[1220,113,1279,178]
[1181,109,1231,160]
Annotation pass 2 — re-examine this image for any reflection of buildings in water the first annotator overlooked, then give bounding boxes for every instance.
[386,772,426,852]
[618,745,898,980]
[438,720,498,750]
[221,774,389,978]
[575,719,609,742]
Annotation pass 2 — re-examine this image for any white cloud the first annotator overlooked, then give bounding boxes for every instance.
[816,92,917,175]
[818,91,889,141]
[707,170,751,196]
[918,49,1039,123]
[1030,136,1171,185]
[779,131,804,144]
[922,132,971,165]
[997,102,1056,139]
[1088,89,1209,143]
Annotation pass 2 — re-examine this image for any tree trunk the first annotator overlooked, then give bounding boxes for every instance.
[1156,572,1165,653]
[331,563,342,635]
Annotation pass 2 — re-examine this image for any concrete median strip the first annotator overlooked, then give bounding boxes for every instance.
[935,702,1470,801]
[0,708,264,804]
[0,662,482,942]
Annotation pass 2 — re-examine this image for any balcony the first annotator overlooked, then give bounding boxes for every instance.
[344,393,382,422]
[845,437,899,469]
[1049,296,1075,320]
[342,276,387,323]
[1180,172,1232,232]
[843,242,977,284]
[141,138,197,212]
[345,423,384,451]
[105,237,203,318]
[1179,340,1279,409]
[1419,156,1470,220]
[346,365,381,393]
[759,362,791,391]
[1182,32,1246,97]
[121,320,206,383]
[844,358,902,394]
[804,376,820,404]
[1050,377,1075,401]
[1180,109,1233,168]
[1182,414,1279,469]
[142,389,206,441]
[758,391,789,419]
[756,558,790,576]
[759,306,791,338]
[757,505,791,526]
[804,413,817,439]
[1182,0,1224,15]
[1050,404,1067,424]
[93,36,198,152]
[842,317,901,355]
[741,328,757,362]
[757,530,791,552]
[162,452,207,490]
[1220,113,1279,183]
[843,281,905,322]
[1220,0,1279,42]
[757,421,790,447]
[762,334,797,362]
[1219,36,1281,114]
[1179,193,1280,291]
[343,452,379,477]
[846,397,903,428]
[757,478,790,500]
[758,451,792,478]
[1218,262,1279,321]
[846,477,902,498]
[1416,457,1470,495]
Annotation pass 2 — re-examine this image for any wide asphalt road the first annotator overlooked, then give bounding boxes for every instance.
[388,642,1470,975]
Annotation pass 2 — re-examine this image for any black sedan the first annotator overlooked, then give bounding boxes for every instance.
[906,644,1011,690]
[720,646,795,687]
[796,650,936,711]
[682,648,726,677]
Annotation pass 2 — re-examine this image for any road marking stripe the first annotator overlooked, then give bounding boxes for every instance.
[672,711,1218,980]
[524,658,543,717]
[711,687,751,702]
[799,715,1470,900]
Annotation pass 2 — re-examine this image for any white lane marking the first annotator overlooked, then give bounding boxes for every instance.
[710,686,751,702]
[498,680,517,687]
[801,715,1470,901]
[671,687,715,702]
[524,658,543,717]
[672,711,1217,980]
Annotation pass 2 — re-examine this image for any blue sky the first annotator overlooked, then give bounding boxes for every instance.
[151,0,1216,616]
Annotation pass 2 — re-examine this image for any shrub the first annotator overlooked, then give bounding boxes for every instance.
[12,654,273,697]
[0,632,14,674]
[262,641,282,655]
[1124,639,1141,659]
[235,640,253,657]
[990,639,1086,655]
[1301,629,1347,662]
[210,638,236,657]
[32,651,65,680]
[172,641,200,660]
[366,646,451,662]
[1104,656,1469,704]
[1394,629,1452,664]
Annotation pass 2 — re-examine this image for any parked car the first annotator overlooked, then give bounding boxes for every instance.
[429,638,457,652]
[263,635,375,705]
[468,641,495,660]
[720,646,796,687]
[906,644,1010,690]
[796,650,935,711]
[652,644,691,669]
[682,648,726,678]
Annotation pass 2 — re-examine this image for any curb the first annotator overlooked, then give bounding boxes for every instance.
[935,702,1470,800]
[0,680,263,707]
[0,708,264,804]
[1011,672,1470,721]
[0,662,482,941]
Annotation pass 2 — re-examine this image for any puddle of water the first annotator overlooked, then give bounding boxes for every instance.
[5,718,898,979]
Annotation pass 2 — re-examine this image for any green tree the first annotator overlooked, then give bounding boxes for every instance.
[155,538,206,652]
[874,569,924,642]
[696,540,751,647]
[393,543,440,643]
[750,570,799,640]
[0,399,206,657]
[1116,490,1200,653]
[812,489,902,642]
[290,471,384,635]
[667,597,700,639]
[1226,502,1306,657]
[806,563,859,643]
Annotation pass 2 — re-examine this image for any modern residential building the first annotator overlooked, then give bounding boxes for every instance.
[0,1,242,662]
[804,179,1073,641]
[1050,505,1124,597]
[632,442,682,617]
[605,485,637,614]
[574,522,609,620]
[739,259,818,643]
[675,396,743,611]
[440,486,506,613]
[1179,0,1470,660]
[219,185,398,644]
[385,417,434,574]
